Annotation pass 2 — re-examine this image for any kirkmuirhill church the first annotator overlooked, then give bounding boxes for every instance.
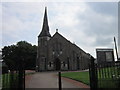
[36,8,90,71]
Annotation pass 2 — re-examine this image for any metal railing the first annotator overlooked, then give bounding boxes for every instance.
[89,57,120,89]
[2,70,25,89]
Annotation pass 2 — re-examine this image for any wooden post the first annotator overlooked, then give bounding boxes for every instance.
[58,71,62,90]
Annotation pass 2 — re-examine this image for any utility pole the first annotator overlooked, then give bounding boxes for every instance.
[114,37,119,61]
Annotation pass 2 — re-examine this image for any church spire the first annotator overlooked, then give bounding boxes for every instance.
[39,7,51,37]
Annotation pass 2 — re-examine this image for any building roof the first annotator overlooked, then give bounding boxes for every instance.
[50,31,88,55]
[38,7,51,37]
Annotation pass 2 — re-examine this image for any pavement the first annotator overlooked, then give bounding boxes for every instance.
[25,71,90,89]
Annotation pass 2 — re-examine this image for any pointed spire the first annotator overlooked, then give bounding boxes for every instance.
[39,7,51,37]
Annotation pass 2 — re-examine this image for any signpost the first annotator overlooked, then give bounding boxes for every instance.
[96,48,115,64]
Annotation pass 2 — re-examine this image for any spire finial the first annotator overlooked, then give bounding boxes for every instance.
[56,29,58,32]
[45,7,47,13]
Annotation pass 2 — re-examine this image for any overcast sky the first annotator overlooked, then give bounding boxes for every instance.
[1,0,119,58]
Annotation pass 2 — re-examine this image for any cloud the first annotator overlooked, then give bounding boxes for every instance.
[76,2,117,47]
[2,2,118,57]
[118,2,120,58]
[87,2,118,16]
[44,2,117,57]
[2,2,46,46]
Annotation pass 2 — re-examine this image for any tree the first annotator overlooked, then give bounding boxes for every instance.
[2,41,37,70]
[2,45,18,70]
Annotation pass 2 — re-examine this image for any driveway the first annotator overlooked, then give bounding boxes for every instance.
[25,71,90,89]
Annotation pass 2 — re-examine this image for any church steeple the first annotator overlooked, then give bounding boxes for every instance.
[39,7,51,37]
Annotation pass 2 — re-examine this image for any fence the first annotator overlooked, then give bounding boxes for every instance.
[89,56,120,89]
[2,71,19,89]
[97,61,120,88]
[2,70,25,90]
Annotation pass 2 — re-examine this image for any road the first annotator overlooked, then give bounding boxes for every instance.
[25,71,90,89]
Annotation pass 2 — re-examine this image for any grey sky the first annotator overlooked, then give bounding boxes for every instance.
[1,1,119,58]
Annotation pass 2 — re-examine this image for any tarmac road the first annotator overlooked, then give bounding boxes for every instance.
[25,71,90,89]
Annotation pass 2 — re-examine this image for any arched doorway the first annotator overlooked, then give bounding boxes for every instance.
[55,58,61,70]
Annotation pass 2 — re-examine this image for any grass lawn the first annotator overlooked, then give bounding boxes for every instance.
[61,71,90,85]
[2,73,11,88]
[61,69,120,88]
[97,66,120,88]
[2,70,35,89]
[2,73,18,88]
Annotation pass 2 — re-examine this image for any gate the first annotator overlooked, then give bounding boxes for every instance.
[89,56,120,89]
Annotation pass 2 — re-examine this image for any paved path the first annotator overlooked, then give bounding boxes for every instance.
[25,72,90,89]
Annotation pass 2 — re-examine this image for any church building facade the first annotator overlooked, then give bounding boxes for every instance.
[36,8,90,71]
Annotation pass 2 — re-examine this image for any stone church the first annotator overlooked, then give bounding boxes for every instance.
[36,8,90,71]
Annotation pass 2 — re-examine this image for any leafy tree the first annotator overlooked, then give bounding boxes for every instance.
[2,41,37,70]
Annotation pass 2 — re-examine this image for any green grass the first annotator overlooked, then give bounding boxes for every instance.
[2,71,35,89]
[2,73,19,88]
[61,68,120,88]
[98,78,120,88]
[61,71,90,85]
[2,73,11,88]
[97,67,120,78]
[97,67,120,88]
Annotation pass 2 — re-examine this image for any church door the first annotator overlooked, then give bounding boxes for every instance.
[55,58,61,70]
